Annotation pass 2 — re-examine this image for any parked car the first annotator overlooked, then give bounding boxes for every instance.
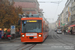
[57,29,62,34]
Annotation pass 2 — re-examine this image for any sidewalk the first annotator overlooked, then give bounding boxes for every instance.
[0,37,21,44]
[0,39,10,44]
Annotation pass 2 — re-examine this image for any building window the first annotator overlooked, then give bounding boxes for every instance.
[71,15,75,21]
[71,6,75,11]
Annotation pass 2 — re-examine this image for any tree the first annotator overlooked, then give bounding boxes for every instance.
[0,0,23,28]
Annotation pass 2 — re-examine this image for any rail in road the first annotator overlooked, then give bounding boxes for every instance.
[10,43,37,50]
[0,31,75,50]
[52,31,74,46]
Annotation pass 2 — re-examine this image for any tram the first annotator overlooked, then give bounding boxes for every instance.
[21,14,49,42]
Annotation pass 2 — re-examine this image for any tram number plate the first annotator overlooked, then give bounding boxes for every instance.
[26,33,37,36]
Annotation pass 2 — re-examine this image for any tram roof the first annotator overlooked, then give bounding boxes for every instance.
[21,17,43,20]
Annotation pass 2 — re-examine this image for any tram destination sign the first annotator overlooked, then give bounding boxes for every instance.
[23,20,42,23]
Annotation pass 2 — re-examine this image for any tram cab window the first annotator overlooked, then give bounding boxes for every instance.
[22,20,42,33]
[23,21,27,26]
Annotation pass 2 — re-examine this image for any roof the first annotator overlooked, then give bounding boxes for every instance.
[24,11,37,14]
[14,2,37,8]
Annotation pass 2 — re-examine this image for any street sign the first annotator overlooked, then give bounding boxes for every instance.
[11,25,15,34]
[11,26,15,29]
[62,24,65,26]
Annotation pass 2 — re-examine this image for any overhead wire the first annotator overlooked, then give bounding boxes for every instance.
[38,0,63,23]
[53,0,63,22]
[38,0,63,4]
[43,0,63,22]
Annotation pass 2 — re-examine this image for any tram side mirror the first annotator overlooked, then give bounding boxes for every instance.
[23,21,26,26]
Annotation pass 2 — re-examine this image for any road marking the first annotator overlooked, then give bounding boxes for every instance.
[32,46,74,49]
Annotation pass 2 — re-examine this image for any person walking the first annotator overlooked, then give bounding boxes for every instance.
[0,30,2,40]
[2,29,4,37]
[3,30,7,39]
[63,29,66,34]
[70,28,73,35]
[72,27,75,34]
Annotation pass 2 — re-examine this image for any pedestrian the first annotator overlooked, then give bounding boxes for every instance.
[66,30,68,34]
[72,27,75,34]
[2,29,4,37]
[7,29,10,35]
[70,28,73,35]
[3,30,7,39]
[3,32,6,39]
[0,30,2,40]
[18,28,21,36]
[68,29,70,34]
[63,29,66,34]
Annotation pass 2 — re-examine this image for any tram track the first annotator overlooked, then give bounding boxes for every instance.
[16,43,37,50]
[16,44,27,50]
[22,44,36,50]
[52,31,73,46]
[56,33,75,45]
[54,34,71,46]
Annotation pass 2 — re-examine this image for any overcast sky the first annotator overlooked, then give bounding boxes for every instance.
[38,0,67,23]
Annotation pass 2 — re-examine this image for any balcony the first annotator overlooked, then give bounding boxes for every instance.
[72,2,75,7]
[71,15,75,22]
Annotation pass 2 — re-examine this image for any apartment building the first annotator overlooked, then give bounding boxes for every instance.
[9,0,39,14]
[71,0,75,25]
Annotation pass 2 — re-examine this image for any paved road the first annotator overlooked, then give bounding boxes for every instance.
[0,30,75,50]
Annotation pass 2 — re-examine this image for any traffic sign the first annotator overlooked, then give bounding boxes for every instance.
[11,25,15,34]
[11,26,15,29]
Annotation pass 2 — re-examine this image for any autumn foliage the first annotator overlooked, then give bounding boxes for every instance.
[0,0,23,28]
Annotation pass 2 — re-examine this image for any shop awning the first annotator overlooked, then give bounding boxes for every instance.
[69,25,75,27]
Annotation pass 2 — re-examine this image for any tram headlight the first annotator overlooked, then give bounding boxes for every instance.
[22,35,25,37]
[39,35,42,37]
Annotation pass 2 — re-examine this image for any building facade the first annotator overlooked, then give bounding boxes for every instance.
[65,0,74,25]
[57,0,75,26]
[56,0,75,30]
[9,0,40,14]
[71,0,75,25]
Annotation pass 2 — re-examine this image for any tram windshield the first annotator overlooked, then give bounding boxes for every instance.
[22,20,42,33]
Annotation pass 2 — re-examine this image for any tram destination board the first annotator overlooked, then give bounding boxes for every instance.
[22,20,42,23]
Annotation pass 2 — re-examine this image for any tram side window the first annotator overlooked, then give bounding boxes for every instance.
[43,23,45,32]
[45,26,48,32]
[43,24,47,32]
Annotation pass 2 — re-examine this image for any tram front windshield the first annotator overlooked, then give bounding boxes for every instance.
[22,20,42,33]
